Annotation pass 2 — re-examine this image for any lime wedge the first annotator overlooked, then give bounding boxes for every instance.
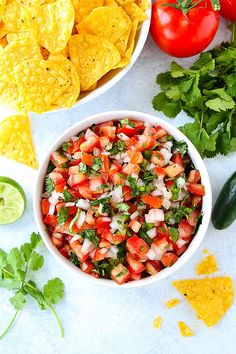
[0,176,26,224]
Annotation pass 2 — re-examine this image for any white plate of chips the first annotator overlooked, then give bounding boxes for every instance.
[0,0,151,115]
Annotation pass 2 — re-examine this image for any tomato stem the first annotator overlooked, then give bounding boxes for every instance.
[232,22,236,47]
[210,0,220,11]
[162,0,212,15]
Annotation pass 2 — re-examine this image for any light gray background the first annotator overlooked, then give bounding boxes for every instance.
[0,18,236,354]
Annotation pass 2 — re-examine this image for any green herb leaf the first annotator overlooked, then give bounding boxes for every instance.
[109,140,125,155]
[45,177,54,196]
[28,252,44,271]
[7,248,24,275]
[172,140,188,157]
[63,189,74,202]
[169,227,179,243]
[116,203,129,212]
[80,229,99,248]
[70,251,80,266]
[57,207,69,226]
[43,278,64,305]
[10,292,26,311]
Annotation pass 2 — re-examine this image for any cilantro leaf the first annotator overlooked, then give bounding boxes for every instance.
[46,161,55,174]
[152,92,181,118]
[45,177,54,195]
[28,252,44,271]
[70,251,80,266]
[30,232,41,249]
[109,140,125,155]
[169,227,179,243]
[172,140,188,156]
[63,189,74,202]
[57,206,69,226]
[7,248,24,275]
[80,229,99,248]
[43,278,64,305]
[92,157,102,171]
[10,292,26,311]
[116,203,129,212]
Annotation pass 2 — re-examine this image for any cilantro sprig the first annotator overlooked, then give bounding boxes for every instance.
[0,233,64,339]
[152,25,236,158]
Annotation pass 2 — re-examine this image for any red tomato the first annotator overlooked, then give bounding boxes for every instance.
[95,217,111,229]
[161,252,178,267]
[151,0,219,58]
[141,195,163,209]
[178,219,194,239]
[126,253,145,273]
[172,153,183,167]
[44,214,58,227]
[187,183,205,196]
[219,0,236,20]
[126,235,149,259]
[67,173,87,188]
[188,170,201,183]
[102,228,127,244]
[77,181,93,199]
[93,249,108,261]
[111,264,130,285]
[41,199,50,215]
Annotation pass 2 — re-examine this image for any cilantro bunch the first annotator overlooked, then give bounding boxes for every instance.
[0,232,64,339]
[152,24,236,158]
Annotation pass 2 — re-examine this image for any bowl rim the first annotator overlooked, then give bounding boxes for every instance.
[33,110,212,288]
[48,4,152,114]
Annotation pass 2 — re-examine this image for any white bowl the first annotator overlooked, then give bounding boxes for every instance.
[34,110,212,288]
[54,4,152,112]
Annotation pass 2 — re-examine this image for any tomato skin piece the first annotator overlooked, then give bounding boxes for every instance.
[151,0,219,58]
[161,252,178,267]
[126,235,149,259]
[55,181,66,193]
[188,170,201,183]
[44,214,58,227]
[77,181,93,199]
[93,249,108,261]
[67,173,87,188]
[178,219,194,239]
[187,183,205,196]
[172,153,183,167]
[41,199,50,215]
[141,195,163,209]
[111,263,130,285]
[80,261,94,274]
[122,186,132,201]
[51,151,68,166]
[219,0,236,20]
[94,217,111,229]
[126,252,145,273]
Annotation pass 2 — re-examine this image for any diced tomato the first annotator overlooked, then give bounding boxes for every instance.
[53,167,69,178]
[145,260,163,275]
[99,240,111,249]
[122,163,140,175]
[80,261,94,274]
[99,136,110,150]
[111,263,130,285]
[154,236,169,252]
[165,180,175,189]
[100,126,116,140]
[85,209,95,226]
[188,209,200,226]
[129,219,141,233]
[155,126,167,139]
[93,249,108,261]
[60,247,70,259]
[89,176,104,194]
[125,136,139,149]
[80,137,100,153]
[126,252,145,273]
[56,203,77,216]
[68,166,79,175]
[127,202,137,214]
[161,252,178,267]
[44,214,58,227]
[70,136,86,154]
[178,220,194,239]
[172,243,188,256]
[102,228,126,244]
[151,151,165,166]
[188,170,201,183]
[172,153,183,167]
[69,240,89,262]
[94,217,111,229]
[154,167,166,176]
[122,186,132,201]
[187,183,205,196]
[67,173,87,188]
[55,181,66,192]
[156,223,170,239]
[55,220,80,234]
[128,268,142,281]
[164,163,184,178]
[77,181,93,199]
[141,195,163,209]
[191,195,202,207]
[136,135,156,151]
[41,199,50,215]
[126,235,149,259]
[127,150,143,164]
[118,124,144,137]
[52,233,63,248]
[101,155,110,172]
[110,160,122,171]
[65,188,80,200]
[108,170,125,185]
[82,152,93,166]
[50,151,68,166]
[49,172,65,185]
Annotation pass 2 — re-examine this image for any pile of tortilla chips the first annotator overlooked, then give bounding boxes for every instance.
[0,0,149,114]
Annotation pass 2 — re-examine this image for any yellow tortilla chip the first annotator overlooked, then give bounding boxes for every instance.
[48,54,80,108]
[0,0,6,19]
[0,115,38,169]
[0,35,7,48]
[115,23,132,57]
[69,34,120,90]
[178,321,194,337]
[195,255,218,276]
[116,0,134,4]
[0,20,7,38]
[16,0,45,5]
[0,72,22,111]
[153,316,162,330]
[114,19,138,68]
[72,0,104,23]
[81,82,97,92]
[2,0,25,33]
[135,0,150,11]
[173,277,234,327]
[77,6,131,44]
[122,2,147,22]
[22,0,75,53]
[165,298,180,309]
[104,0,118,6]
[14,59,71,113]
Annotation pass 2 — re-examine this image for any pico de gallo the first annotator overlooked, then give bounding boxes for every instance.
[41,118,205,285]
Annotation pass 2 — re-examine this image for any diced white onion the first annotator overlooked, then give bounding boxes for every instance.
[117,133,129,141]
[89,249,96,259]
[177,177,186,189]
[176,239,187,248]
[111,185,123,204]
[163,187,172,200]
[146,244,164,261]
[75,210,86,228]
[93,147,101,156]
[76,199,90,210]
[85,128,96,139]
[81,239,94,254]
[131,173,138,179]
[70,235,79,243]
[152,244,165,260]
[162,198,171,210]
[147,227,157,239]
[64,152,72,159]
[72,152,82,160]
[137,178,145,187]
[168,217,176,225]
[151,189,162,197]
[70,136,79,142]
[147,163,156,171]
[145,209,164,223]
[146,247,157,260]
[160,148,172,166]
[130,211,139,220]
[48,204,55,215]
[49,196,59,206]
[100,248,108,255]
[162,141,173,150]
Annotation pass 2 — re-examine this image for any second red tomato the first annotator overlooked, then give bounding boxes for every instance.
[150,0,219,58]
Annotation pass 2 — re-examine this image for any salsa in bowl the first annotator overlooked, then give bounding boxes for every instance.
[34,111,212,287]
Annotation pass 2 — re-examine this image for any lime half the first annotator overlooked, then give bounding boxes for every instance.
[0,176,26,224]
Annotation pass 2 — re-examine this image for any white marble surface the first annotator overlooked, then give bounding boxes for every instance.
[0,19,236,354]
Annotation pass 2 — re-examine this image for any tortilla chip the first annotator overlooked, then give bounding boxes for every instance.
[104,0,118,6]
[0,35,7,48]
[122,2,147,22]
[0,115,38,169]
[135,0,150,11]
[72,0,104,23]
[0,0,6,19]
[48,54,80,108]
[153,316,162,330]
[173,277,234,327]
[14,59,70,113]
[165,298,180,309]
[114,19,138,68]
[115,23,132,57]
[0,72,22,110]
[69,34,120,90]
[195,255,218,276]
[116,0,134,4]
[178,321,194,337]
[77,6,131,44]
